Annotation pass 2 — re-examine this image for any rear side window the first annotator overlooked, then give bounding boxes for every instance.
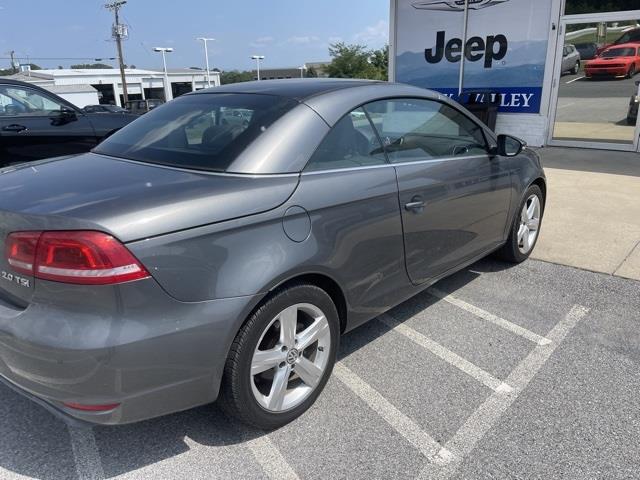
[94,93,298,172]
[305,108,387,171]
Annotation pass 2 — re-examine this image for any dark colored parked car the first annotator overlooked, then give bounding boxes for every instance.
[125,98,164,115]
[82,104,129,114]
[597,27,640,56]
[0,79,546,429]
[0,79,137,167]
[574,42,598,61]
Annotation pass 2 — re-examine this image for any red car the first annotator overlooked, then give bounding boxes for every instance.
[585,43,640,79]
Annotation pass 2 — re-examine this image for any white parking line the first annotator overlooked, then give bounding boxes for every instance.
[67,426,105,480]
[245,435,299,480]
[566,75,585,84]
[429,288,552,346]
[419,304,590,479]
[333,362,447,460]
[378,314,513,394]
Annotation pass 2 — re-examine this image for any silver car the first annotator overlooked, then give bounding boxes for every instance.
[561,44,581,75]
[0,79,545,429]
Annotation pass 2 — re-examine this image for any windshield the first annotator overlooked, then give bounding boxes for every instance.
[95,93,297,172]
[601,47,636,58]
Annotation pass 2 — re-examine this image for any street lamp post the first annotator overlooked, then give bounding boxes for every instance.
[154,47,173,101]
[251,55,265,81]
[197,37,215,87]
[298,65,307,79]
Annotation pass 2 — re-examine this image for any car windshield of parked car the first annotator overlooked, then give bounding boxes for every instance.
[601,47,636,57]
[94,93,298,172]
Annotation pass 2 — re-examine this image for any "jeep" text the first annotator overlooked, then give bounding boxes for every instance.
[425,31,508,68]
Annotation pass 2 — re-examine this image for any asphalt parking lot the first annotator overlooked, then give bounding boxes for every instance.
[556,72,636,125]
[1,257,639,479]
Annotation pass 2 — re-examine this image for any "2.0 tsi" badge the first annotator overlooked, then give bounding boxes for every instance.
[1,271,30,288]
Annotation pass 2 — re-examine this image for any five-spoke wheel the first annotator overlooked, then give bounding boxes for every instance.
[517,194,541,254]
[496,184,544,263]
[219,283,339,429]
[251,303,331,412]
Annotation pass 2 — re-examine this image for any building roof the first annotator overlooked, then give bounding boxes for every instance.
[6,71,54,82]
[42,84,98,94]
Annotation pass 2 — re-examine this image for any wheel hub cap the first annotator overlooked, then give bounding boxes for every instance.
[286,348,300,365]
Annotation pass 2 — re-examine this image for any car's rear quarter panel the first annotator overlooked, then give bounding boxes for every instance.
[128,166,412,330]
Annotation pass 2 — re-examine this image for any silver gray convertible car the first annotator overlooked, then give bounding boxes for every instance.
[0,79,545,429]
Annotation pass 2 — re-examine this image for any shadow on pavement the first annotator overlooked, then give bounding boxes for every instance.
[0,257,512,479]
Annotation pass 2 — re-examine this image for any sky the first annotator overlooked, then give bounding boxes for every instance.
[0,0,390,71]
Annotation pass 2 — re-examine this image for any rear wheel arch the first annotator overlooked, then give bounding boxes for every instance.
[264,273,348,334]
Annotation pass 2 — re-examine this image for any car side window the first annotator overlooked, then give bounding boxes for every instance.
[363,98,489,163]
[304,107,387,172]
[0,85,67,117]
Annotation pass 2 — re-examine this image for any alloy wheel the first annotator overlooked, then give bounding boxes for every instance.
[517,194,541,254]
[250,303,331,412]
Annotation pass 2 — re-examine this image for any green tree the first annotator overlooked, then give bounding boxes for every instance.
[326,43,377,79]
[70,63,113,69]
[220,70,254,84]
[306,66,318,78]
[326,42,388,80]
[370,45,389,80]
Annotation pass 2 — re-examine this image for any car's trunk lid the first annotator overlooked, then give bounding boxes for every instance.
[0,153,299,302]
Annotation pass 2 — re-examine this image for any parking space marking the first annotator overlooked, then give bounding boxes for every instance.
[429,287,552,346]
[245,435,299,480]
[333,362,447,460]
[67,426,105,480]
[378,314,513,394]
[419,304,590,480]
[565,76,585,84]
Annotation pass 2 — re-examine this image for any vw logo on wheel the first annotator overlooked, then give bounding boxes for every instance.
[286,349,300,365]
[412,0,509,11]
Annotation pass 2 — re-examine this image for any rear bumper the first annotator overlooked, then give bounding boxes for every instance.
[0,278,260,425]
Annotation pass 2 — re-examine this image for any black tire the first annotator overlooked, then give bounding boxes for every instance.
[495,184,544,263]
[571,61,579,75]
[627,65,636,79]
[218,283,340,430]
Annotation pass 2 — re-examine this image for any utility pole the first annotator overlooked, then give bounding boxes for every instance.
[9,51,17,73]
[105,1,129,106]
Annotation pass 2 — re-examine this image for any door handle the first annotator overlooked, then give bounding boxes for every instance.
[2,124,27,133]
[404,196,425,213]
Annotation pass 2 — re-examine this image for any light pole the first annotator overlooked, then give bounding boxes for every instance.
[197,37,215,87]
[251,55,265,81]
[298,65,307,79]
[154,47,173,101]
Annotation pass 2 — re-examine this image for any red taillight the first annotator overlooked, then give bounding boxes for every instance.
[4,232,40,275]
[4,231,149,285]
[63,401,121,412]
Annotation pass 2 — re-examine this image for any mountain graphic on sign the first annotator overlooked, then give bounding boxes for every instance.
[412,0,509,11]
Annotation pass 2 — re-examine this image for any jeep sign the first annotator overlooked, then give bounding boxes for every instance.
[394,0,554,113]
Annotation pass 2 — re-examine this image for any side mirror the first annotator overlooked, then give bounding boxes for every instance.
[496,134,525,157]
[59,106,78,118]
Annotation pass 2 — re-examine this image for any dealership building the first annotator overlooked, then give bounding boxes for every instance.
[8,68,220,108]
[390,0,640,153]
